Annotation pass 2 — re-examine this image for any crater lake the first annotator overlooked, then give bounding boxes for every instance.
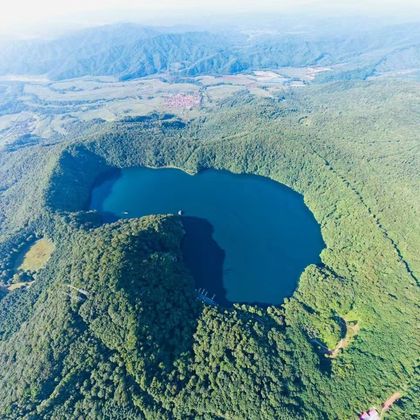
[90,167,325,306]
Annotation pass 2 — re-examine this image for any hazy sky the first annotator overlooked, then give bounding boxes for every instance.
[1,0,420,37]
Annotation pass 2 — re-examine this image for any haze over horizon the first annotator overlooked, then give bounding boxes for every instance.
[1,0,420,39]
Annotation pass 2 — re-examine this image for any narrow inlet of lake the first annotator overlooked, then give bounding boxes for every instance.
[90,167,324,306]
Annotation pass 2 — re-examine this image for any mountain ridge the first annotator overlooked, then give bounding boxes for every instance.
[1,22,419,81]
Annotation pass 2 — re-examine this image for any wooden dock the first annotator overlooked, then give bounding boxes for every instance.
[196,288,217,306]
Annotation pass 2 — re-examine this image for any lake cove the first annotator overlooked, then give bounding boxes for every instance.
[90,167,325,306]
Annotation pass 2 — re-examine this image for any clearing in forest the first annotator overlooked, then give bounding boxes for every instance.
[18,238,55,271]
[329,320,360,358]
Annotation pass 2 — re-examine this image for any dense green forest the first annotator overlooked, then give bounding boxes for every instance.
[0,80,419,418]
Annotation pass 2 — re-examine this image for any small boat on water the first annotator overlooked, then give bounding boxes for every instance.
[122,211,129,215]
[178,210,184,216]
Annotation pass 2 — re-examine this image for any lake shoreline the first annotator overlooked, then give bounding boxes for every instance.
[90,166,325,306]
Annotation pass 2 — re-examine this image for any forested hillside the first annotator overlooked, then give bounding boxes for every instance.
[0,80,418,418]
[1,22,419,81]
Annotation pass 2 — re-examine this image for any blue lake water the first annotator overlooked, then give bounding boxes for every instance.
[90,167,324,306]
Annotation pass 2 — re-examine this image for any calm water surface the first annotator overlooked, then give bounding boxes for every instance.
[90,167,324,306]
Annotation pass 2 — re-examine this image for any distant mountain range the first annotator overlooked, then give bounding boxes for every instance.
[0,22,419,81]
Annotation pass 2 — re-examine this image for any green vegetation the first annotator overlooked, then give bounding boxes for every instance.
[1,23,419,81]
[0,79,418,418]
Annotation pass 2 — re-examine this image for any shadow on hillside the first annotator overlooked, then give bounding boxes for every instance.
[181,216,230,307]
